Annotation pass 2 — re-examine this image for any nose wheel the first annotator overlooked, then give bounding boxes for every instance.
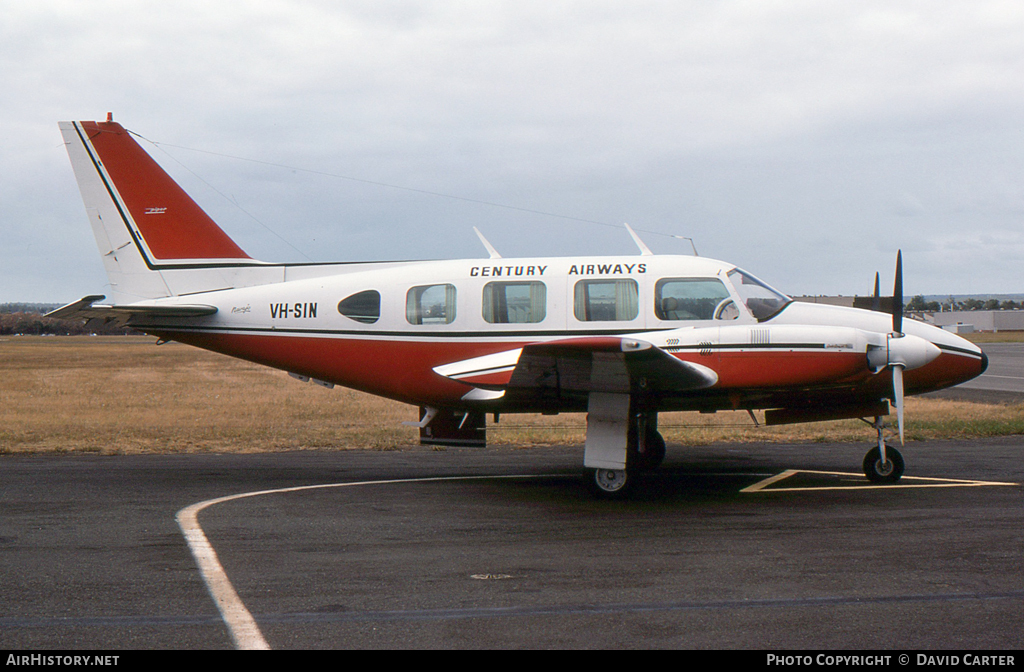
[861,414,905,484]
[863,444,904,483]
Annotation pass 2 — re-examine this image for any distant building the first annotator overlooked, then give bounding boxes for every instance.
[926,310,1024,333]
[792,297,1024,332]
[792,296,856,307]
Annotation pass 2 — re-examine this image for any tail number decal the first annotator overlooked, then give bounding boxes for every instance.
[270,302,318,319]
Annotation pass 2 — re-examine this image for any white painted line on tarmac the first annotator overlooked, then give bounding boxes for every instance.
[742,470,1018,493]
[176,501,270,650]
[180,468,1017,648]
[175,474,551,650]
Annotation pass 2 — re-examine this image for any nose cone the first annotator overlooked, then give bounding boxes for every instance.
[943,331,987,381]
[916,331,988,391]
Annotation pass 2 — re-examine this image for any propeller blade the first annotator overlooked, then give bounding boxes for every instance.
[893,364,905,445]
[893,250,903,335]
[872,272,880,312]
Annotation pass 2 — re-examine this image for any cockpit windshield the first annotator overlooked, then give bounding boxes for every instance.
[727,268,792,321]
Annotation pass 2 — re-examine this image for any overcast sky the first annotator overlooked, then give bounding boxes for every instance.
[3,1,1023,302]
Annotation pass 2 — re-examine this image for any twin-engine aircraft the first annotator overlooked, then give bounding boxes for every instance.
[52,117,987,497]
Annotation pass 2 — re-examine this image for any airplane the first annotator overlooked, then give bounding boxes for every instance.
[50,116,988,497]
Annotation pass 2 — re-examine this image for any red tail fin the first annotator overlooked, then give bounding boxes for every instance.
[78,120,250,261]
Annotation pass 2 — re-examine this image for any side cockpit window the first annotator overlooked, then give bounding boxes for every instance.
[655,278,736,321]
[406,284,457,325]
[727,269,792,321]
[483,281,546,324]
[337,290,381,324]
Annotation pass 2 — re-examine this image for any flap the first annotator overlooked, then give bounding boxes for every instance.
[434,336,718,395]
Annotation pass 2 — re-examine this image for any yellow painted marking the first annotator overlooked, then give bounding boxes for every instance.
[739,469,798,492]
[742,470,1018,494]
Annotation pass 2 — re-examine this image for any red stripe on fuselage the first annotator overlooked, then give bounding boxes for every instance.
[152,331,985,409]
[81,121,251,261]
[159,330,526,406]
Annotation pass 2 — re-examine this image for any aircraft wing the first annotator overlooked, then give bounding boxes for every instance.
[433,336,718,398]
[46,295,218,326]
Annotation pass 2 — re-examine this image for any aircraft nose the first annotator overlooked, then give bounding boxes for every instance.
[980,351,989,376]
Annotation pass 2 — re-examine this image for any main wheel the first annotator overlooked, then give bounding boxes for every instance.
[863,445,904,484]
[587,468,633,499]
[629,428,666,471]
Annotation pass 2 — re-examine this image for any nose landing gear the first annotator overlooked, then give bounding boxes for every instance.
[863,416,905,484]
[863,444,905,483]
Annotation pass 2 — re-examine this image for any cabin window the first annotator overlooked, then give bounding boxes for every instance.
[337,290,381,324]
[482,281,547,324]
[573,279,639,321]
[655,278,736,321]
[406,284,457,325]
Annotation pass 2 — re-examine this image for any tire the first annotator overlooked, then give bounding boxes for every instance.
[628,427,666,472]
[587,468,633,499]
[863,445,904,484]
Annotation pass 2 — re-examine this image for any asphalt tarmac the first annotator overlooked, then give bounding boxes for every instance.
[1,438,1021,650]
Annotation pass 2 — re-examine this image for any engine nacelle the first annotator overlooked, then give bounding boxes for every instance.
[866,333,941,372]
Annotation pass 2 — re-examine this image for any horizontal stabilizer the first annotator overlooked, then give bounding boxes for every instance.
[47,295,218,324]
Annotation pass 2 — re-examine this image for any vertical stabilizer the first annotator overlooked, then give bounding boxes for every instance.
[59,119,254,302]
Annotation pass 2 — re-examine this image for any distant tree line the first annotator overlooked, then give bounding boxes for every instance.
[0,304,138,335]
[906,296,1022,312]
[0,303,61,314]
[0,312,138,336]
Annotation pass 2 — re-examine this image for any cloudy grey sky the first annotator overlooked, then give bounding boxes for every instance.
[3,1,1023,302]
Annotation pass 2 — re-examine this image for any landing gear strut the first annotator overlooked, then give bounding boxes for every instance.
[629,413,666,472]
[585,406,665,499]
[863,416,904,484]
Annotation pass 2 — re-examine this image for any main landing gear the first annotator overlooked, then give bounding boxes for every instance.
[862,416,904,484]
[586,406,666,499]
[589,468,631,498]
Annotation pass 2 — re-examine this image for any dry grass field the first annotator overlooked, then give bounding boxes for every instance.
[959,330,1024,343]
[2,335,1022,455]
